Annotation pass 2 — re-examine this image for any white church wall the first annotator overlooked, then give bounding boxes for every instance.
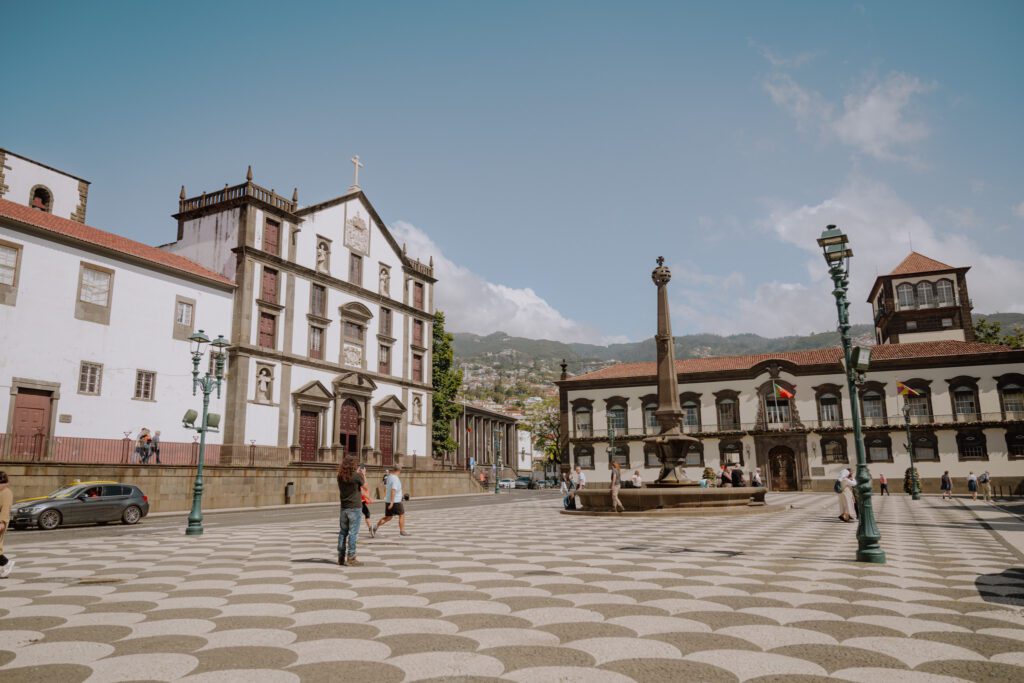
[2,153,82,220]
[164,209,240,281]
[0,224,233,443]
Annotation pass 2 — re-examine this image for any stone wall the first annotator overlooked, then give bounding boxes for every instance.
[0,464,483,513]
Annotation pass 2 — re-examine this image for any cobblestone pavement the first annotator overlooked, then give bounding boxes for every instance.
[2,493,1023,682]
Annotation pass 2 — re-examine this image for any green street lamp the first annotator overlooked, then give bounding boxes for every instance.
[817,225,886,564]
[184,330,229,536]
[493,428,500,494]
[902,401,921,500]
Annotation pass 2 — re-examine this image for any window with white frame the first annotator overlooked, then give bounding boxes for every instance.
[0,244,18,286]
[574,407,592,437]
[916,281,934,306]
[175,300,193,327]
[682,401,700,430]
[78,362,103,395]
[953,387,979,421]
[607,406,627,434]
[936,279,955,306]
[819,394,840,423]
[717,398,739,430]
[896,283,915,308]
[134,371,156,400]
[80,267,111,306]
[643,402,658,431]
[862,391,885,423]
[1002,384,1024,418]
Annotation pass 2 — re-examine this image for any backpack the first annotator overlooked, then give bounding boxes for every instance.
[833,480,842,494]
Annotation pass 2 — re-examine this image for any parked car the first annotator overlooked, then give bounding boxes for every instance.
[515,476,532,489]
[498,478,515,489]
[9,481,150,530]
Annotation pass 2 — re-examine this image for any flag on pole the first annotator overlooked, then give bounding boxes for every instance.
[467,425,473,433]
[771,382,794,399]
[896,381,922,397]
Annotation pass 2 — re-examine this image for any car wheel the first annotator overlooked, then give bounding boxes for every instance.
[38,509,62,530]
[122,505,142,525]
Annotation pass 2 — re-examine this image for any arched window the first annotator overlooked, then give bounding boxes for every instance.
[865,433,892,463]
[719,440,743,466]
[952,386,979,422]
[30,186,53,212]
[862,390,885,425]
[902,380,933,423]
[996,375,1024,420]
[1006,428,1024,460]
[910,432,938,461]
[680,392,701,433]
[574,445,595,469]
[716,396,740,431]
[643,402,658,432]
[607,406,627,434]
[608,444,630,468]
[916,282,935,306]
[936,279,955,306]
[896,283,915,309]
[573,406,593,438]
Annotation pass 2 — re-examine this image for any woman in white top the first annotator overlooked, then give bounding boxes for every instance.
[838,471,856,523]
[631,470,643,488]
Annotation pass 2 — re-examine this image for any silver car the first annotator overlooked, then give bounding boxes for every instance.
[10,482,150,530]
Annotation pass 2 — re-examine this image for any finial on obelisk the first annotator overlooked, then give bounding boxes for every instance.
[246,165,253,182]
[657,256,664,266]
[179,185,186,200]
[349,155,364,190]
[560,359,568,381]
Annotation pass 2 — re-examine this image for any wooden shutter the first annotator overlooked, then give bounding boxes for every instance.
[413,320,423,346]
[259,312,276,348]
[413,354,423,383]
[261,268,278,303]
[264,219,280,255]
[380,421,394,466]
[413,282,424,310]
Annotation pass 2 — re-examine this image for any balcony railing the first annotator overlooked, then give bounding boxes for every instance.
[179,181,298,215]
[569,411,1021,440]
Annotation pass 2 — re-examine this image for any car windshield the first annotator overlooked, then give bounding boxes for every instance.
[48,485,86,499]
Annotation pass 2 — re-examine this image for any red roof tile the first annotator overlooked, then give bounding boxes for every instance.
[889,251,956,276]
[0,198,234,287]
[563,340,1015,383]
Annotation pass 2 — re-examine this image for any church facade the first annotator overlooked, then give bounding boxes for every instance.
[558,253,1024,492]
[163,163,436,466]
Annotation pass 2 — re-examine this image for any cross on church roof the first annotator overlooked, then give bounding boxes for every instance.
[350,155,363,190]
[656,256,665,267]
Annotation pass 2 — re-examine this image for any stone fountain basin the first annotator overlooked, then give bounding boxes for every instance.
[574,484,767,513]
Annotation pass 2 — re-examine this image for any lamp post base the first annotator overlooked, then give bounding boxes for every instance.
[185,524,204,536]
[856,547,887,564]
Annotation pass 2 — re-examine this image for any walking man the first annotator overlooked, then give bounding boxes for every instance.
[153,431,162,464]
[0,471,14,578]
[374,465,410,537]
[967,471,978,501]
[336,456,364,566]
[879,473,889,496]
[980,470,992,501]
[610,462,625,513]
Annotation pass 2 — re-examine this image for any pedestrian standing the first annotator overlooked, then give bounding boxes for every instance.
[835,468,853,522]
[575,466,587,508]
[980,470,992,501]
[967,471,978,501]
[609,462,625,513]
[879,473,889,496]
[374,465,410,536]
[941,470,953,500]
[358,465,375,536]
[563,473,576,510]
[0,471,14,578]
[731,465,745,487]
[751,467,763,487]
[153,431,162,464]
[336,456,364,566]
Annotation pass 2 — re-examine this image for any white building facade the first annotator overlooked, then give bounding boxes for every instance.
[559,253,1024,493]
[164,170,436,466]
[0,152,235,456]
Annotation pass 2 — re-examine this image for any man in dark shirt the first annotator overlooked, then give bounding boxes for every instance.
[337,456,365,566]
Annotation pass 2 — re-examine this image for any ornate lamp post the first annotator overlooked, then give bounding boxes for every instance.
[607,415,617,474]
[902,400,921,500]
[184,330,230,536]
[493,428,501,494]
[817,225,886,564]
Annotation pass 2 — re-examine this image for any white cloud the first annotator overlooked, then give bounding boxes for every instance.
[1013,202,1024,219]
[765,175,1024,321]
[750,41,819,69]
[390,221,609,343]
[672,176,1024,337]
[764,70,934,165]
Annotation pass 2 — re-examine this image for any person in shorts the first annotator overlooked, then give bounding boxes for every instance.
[374,465,410,537]
[0,471,13,578]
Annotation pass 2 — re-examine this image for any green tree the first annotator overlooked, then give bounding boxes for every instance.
[521,397,562,472]
[975,318,1024,349]
[432,310,464,456]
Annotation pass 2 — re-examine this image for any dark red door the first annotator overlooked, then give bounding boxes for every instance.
[12,388,51,457]
[299,411,318,462]
[380,421,394,467]
[339,400,360,458]
[264,219,280,255]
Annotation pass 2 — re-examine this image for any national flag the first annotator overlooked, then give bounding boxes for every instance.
[466,425,473,433]
[771,382,794,399]
[897,381,922,397]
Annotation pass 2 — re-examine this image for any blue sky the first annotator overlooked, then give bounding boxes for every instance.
[3,1,1022,343]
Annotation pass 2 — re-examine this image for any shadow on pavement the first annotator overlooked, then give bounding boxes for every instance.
[975,567,1024,606]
